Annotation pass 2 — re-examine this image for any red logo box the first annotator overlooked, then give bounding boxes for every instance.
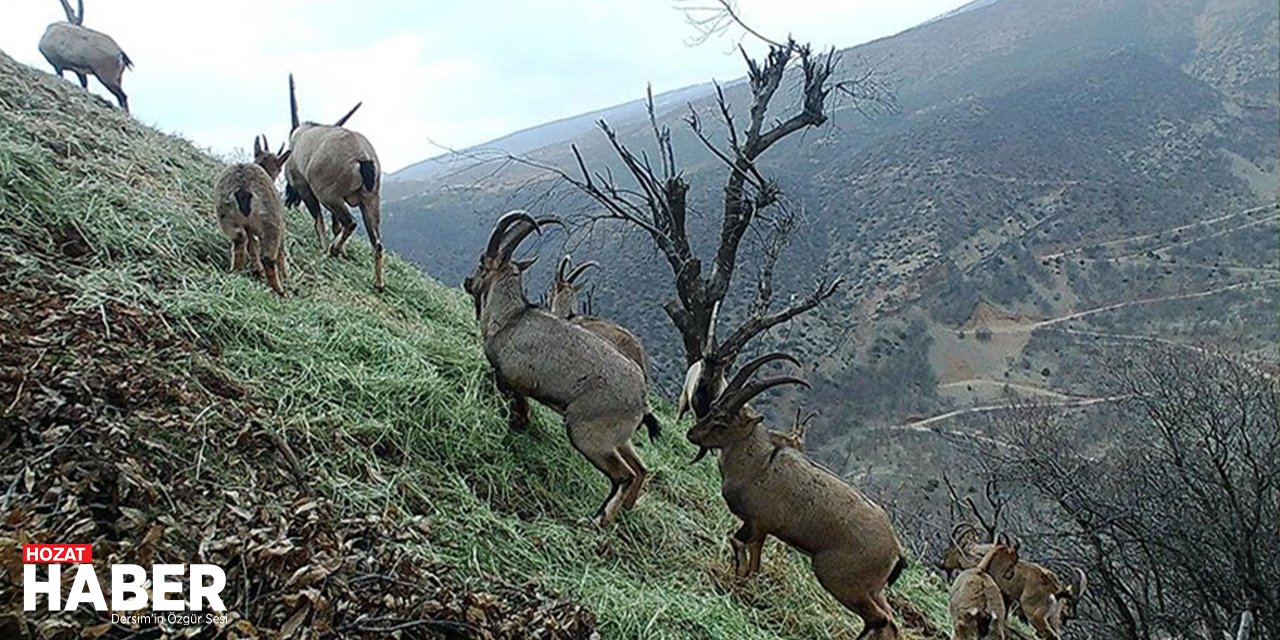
[22,544,92,564]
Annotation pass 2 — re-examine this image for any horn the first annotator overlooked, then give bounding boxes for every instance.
[289,73,300,133]
[950,522,980,550]
[253,135,262,156]
[333,101,363,127]
[485,210,539,258]
[75,0,83,24]
[691,446,710,464]
[704,300,721,356]
[566,261,599,283]
[722,376,809,415]
[498,215,563,262]
[1073,568,1087,600]
[724,352,802,396]
[556,255,572,282]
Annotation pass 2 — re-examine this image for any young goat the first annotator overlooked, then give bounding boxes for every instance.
[465,211,652,527]
[539,255,660,440]
[686,353,907,639]
[950,544,1019,639]
[546,255,651,379]
[38,0,132,112]
[940,523,1088,640]
[212,137,291,297]
[282,74,385,290]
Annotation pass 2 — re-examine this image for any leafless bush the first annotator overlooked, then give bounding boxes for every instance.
[984,348,1278,639]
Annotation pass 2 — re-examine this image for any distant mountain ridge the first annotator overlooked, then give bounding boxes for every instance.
[381,0,1279,477]
[387,80,727,187]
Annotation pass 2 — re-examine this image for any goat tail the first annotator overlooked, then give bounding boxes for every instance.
[120,51,133,70]
[358,160,377,191]
[642,412,661,442]
[233,189,252,216]
[886,555,908,588]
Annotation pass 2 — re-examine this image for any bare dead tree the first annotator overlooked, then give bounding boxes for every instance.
[942,474,1012,543]
[539,2,894,395]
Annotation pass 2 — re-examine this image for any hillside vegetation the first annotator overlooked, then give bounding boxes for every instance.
[0,51,950,639]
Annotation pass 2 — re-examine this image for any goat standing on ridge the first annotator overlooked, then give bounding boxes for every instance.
[37,0,132,112]
[212,135,291,297]
[282,74,384,290]
[465,212,653,527]
[686,352,908,639]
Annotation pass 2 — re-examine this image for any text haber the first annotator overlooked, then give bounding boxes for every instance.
[22,545,226,613]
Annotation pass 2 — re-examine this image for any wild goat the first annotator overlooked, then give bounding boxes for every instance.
[546,255,650,377]
[465,211,653,527]
[941,523,1088,640]
[949,544,1019,640]
[212,136,291,297]
[282,74,385,290]
[38,0,132,112]
[686,352,907,639]
[534,255,660,439]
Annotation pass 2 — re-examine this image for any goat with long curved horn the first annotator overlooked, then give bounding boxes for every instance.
[465,212,654,527]
[686,352,907,639]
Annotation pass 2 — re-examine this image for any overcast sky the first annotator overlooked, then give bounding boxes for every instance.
[1,0,969,172]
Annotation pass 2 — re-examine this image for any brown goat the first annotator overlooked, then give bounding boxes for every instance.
[687,353,907,639]
[38,0,132,112]
[282,74,384,291]
[546,255,649,376]
[465,211,653,527]
[941,523,1088,640]
[213,139,291,297]
[532,255,660,441]
[950,544,1019,639]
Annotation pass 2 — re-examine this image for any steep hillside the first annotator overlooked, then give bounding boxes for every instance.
[379,0,1280,481]
[0,51,954,639]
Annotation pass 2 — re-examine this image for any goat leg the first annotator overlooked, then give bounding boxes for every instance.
[492,372,530,430]
[730,521,765,578]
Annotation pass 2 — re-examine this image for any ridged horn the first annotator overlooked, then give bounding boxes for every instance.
[567,261,599,283]
[485,210,539,258]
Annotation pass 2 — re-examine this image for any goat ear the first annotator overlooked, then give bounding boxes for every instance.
[278,149,292,164]
[253,136,262,156]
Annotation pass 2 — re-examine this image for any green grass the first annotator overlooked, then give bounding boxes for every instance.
[0,50,950,639]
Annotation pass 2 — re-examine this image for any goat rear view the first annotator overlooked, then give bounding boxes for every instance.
[282,74,385,291]
[941,523,1088,640]
[949,544,1018,639]
[213,137,290,297]
[37,0,132,112]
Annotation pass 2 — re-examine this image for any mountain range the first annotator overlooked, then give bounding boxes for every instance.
[379,0,1280,477]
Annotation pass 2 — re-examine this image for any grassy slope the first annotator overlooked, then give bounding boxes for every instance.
[0,51,949,639]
